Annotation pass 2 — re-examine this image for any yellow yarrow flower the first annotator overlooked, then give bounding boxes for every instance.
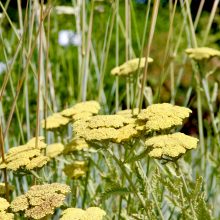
[145,132,198,159]
[111,57,153,76]
[61,101,100,117]
[46,143,64,158]
[0,197,14,220]
[185,47,220,60]
[116,108,139,118]
[63,161,87,179]
[0,137,49,171]
[64,138,89,154]
[0,197,10,211]
[73,114,142,143]
[11,183,70,220]
[138,103,191,132]
[87,115,132,129]
[60,207,106,220]
[41,113,71,130]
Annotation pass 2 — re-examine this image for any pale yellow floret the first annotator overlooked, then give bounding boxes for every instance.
[111,57,153,76]
[46,143,64,158]
[73,115,142,143]
[0,211,14,220]
[61,101,100,117]
[114,124,138,143]
[87,115,131,129]
[72,112,93,121]
[85,207,106,220]
[6,158,31,171]
[83,127,119,141]
[73,101,100,114]
[26,136,47,149]
[60,207,106,220]
[0,198,10,211]
[145,132,198,159]
[26,155,49,170]
[116,108,139,118]
[138,103,192,132]
[41,113,70,130]
[185,47,220,60]
[6,149,41,162]
[0,137,49,171]
[64,138,89,154]
[10,195,29,212]
[11,183,70,220]
[63,161,87,179]
[60,208,87,220]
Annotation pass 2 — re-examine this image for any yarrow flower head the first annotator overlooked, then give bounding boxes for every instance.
[0,137,49,171]
[137,103,192,132]
[63,138,89,154]
[111,57,153,76]
[185,47,220,60]
[41,113,71,130]
[61,101,100,119]
[46,143,64,158]
[0,197,14,220]
[63,161,87,179]
[60,207,106,220]
[11,183,70,220]
[73,114,140,143]
[145,132,198,160]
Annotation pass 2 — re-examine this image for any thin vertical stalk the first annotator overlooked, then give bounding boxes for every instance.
[98,6,116,103]
[202,0,219,46]
[44,8,51,142]
[82,0,94,101]
[184,0,197,47]
[35,0,44,148]
[193,0,205,30]
[157,0,177,103]
[133,0,151,110]
[125,0,130,109]
[115,0,119,112]
[78,0,86,101]
[195,64,205,171]
[139,0,160,111]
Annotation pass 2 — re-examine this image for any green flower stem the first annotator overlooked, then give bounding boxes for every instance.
[106,149,150,216]
[193,62,205,172]
[82,159,90,209]
[202,78,220,146]
[135,161,164,220]
[176,163,197,220]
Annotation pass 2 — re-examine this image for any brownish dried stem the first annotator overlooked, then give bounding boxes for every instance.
[0,122,9,201]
